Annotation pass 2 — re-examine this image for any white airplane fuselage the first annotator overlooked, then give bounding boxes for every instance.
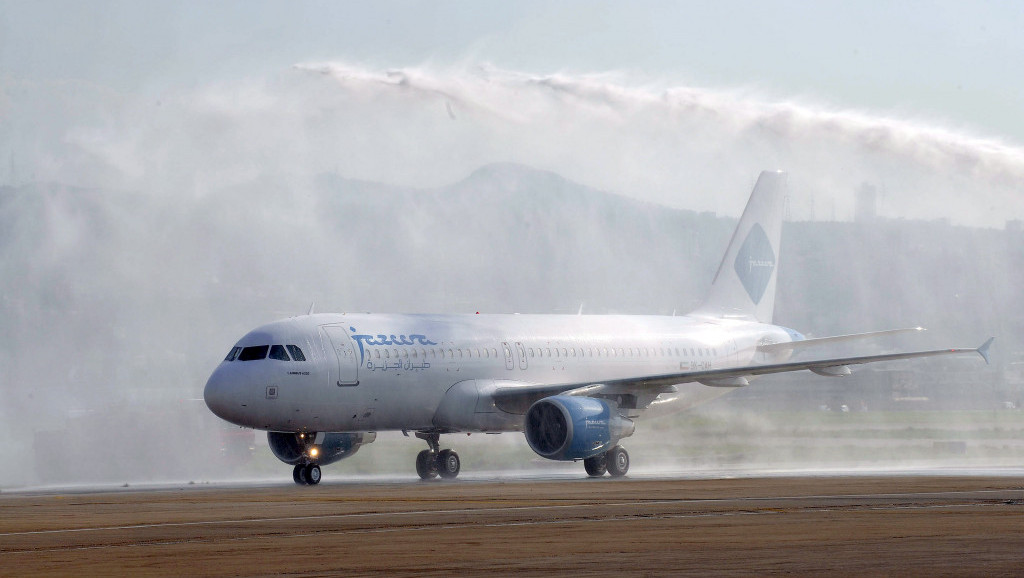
[203,171,988,484]
[204,312,798,433]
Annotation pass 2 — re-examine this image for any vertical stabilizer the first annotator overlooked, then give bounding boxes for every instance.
[693,171,787,323]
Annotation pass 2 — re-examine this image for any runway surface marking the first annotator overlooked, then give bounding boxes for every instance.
[2,487,1018,537]
[2,486,1018,538]
[2,489,1018,556]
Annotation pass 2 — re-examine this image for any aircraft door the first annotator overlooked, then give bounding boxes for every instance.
[320,325,360,386]
[515,342,528,370]
[502,342,514,370]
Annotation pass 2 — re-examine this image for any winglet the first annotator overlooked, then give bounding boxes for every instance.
[977,337,995,365]
[307,301,316,316]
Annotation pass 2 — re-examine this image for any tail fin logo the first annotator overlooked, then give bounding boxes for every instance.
[733,223,776,305]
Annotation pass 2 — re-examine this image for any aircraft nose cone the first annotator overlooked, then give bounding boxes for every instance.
[204,366,241,424]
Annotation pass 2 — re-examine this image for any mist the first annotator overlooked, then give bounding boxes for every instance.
[0,62,1021,487]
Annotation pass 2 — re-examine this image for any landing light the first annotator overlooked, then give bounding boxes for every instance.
[309,446,319,458]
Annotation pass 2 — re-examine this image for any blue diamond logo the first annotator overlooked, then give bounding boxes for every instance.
[733,224,775,304]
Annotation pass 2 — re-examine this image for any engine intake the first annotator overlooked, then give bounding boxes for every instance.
[267,431,376,466]
[524,395,634,461]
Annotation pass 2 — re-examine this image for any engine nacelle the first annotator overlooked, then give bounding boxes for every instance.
[267,431,376,466]
[524,395,634,461]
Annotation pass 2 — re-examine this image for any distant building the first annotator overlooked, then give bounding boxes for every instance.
[1007,219,1022,233]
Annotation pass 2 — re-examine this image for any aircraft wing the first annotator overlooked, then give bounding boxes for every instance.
[757,327,926,354]
[492,338,993,414]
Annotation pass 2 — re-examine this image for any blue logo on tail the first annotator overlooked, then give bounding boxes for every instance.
[733,224,775,304]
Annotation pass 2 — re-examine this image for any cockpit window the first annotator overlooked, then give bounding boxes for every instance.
[287,345,307,362]
[225,347,241,362]
[238,345,270,361]
[268,344,290,361]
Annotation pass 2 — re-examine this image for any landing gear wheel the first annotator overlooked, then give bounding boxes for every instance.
[583,454,608,477]
[415,450,438,480]
[437,449,461,479]
[304,464,322,485]
[293,464,305,485]
[606,446,629,477]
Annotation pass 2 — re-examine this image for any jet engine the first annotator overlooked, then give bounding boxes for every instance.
[267,431,376,466]
[524,395,634,461]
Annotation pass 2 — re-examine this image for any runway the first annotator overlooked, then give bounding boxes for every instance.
[3,475,1023,576]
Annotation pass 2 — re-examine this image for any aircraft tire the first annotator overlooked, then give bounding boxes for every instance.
[437,449,460,479]
[305,464,322,485]
[415,450,438,480]
[606,446,629,477]
[293,464,305,485]
[583,454,607,477]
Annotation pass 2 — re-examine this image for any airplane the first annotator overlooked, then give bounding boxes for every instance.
[203,171,993,485]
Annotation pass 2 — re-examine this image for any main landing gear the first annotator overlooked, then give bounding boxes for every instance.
[583,445,629,478]
[293,463,322,485]
[414,431,461,480]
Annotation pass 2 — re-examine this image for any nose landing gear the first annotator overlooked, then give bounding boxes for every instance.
[414,431,460,480]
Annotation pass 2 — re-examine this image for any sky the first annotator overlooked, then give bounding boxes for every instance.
[3,1,1022,138]
[1,0,1023,225]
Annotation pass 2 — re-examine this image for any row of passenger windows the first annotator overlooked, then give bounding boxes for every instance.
[225,344,307,362]
[225,342,719,363]
[364,345,719,360]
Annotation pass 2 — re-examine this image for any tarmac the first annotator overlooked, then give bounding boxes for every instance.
[3,474,1023,576]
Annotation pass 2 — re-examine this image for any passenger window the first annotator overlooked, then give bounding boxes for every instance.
[238,345,269,361]
[385,350,390,358]
[286,345,306,361]
[225,347,241,362]
[374,350,381,359]
[268,345,290,361]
